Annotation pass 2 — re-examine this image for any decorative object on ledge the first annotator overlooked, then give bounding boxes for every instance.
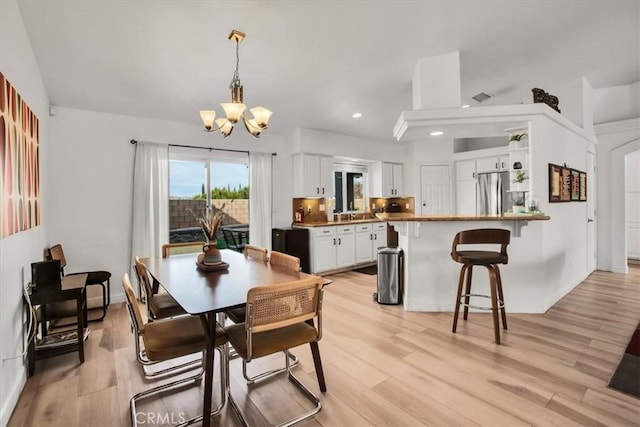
[512,170,528,184]
[532,88,561,113]
[549,163,586,203]
[508,131,528,149]
[199,30,272,138]
[1,72,41,238]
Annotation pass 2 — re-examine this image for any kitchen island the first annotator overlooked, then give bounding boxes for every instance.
[374,213,566,314]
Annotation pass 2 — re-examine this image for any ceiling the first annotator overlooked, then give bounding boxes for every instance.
[16,0,640,143]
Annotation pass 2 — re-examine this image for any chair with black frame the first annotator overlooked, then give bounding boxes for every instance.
[47,243,111,321]
[222,228,246,253]
[134,256,186,321]
[27,259,87,376]
[224,275,325,426]
[122,274,229,427]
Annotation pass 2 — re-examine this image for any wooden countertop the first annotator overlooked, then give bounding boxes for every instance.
[375,213,551,222]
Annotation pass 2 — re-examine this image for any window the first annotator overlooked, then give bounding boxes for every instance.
[333,165,365,213]
[168,148,249,246]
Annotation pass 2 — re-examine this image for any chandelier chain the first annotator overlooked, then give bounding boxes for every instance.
[230,40,241,89]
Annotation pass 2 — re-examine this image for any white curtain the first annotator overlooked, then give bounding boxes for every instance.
[249,152,273,249]
[130,141,169,266]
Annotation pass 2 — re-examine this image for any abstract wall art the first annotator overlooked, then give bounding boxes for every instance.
[1,71,41,238]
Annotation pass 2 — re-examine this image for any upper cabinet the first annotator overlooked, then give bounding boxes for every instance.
[371,162,403,197]
[293,153,334,197]
[476,156,509,173]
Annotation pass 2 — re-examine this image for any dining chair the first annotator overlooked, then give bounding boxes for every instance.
[161,241,206,258]
[243,244,268,262]
[225,243,269,324]
[134,256,186,321]
[122,274,228,426]
[226,248,302,384]
[269,250,301,272]
[48,243,111,321]
[224,275,325,426]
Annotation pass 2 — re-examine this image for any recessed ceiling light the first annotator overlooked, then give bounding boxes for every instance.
[461,104,470,108]
[352,112,363,119]
[430,131,444,136]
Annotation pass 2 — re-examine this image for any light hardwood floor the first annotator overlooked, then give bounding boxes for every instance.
[8,266,640,426]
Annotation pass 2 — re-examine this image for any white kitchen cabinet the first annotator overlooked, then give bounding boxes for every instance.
[335,225,355,268]
[455,159,477,215]
[476,156,509,173]
[303,222,386,273]
[371,162,403,197]
[355,223,388,263]
[372,222,387,253]
[355,224,373,263]
[292,153,334,197]
[311,227,337,272]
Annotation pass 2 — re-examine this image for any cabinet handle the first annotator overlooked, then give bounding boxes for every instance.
[322,188,325,194]
[316,187,320,194]
[501,161,505,169]
[338,237,341,245]
[370,234,373,240]
[375,234,377,240]
[333,238,336,245]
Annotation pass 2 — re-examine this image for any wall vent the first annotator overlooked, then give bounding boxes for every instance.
[472,92,492,103]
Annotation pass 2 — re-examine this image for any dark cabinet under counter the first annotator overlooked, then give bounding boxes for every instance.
[272,228,310,273]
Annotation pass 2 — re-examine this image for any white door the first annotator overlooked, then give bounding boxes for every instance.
[587,151,596,272]
[421,165,451,215]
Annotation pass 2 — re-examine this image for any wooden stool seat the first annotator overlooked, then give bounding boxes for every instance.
[451,228,510,344]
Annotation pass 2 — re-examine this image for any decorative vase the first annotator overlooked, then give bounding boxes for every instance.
[202,242,222,265]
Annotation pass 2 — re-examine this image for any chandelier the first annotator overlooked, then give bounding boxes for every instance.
[199,30,272,138]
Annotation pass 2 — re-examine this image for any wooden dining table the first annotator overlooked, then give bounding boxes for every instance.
[142,249,327,427]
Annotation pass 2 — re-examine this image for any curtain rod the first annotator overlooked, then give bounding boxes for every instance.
[129,139,276,156]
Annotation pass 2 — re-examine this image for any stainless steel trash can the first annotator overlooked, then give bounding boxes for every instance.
[375,247,403,304]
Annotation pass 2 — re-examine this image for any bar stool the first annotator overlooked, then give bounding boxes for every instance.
[451,228,510,344]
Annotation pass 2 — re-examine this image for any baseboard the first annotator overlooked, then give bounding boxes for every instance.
[1,365,26,427]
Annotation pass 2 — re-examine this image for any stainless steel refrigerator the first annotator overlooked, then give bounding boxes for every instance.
[476,172,513,215]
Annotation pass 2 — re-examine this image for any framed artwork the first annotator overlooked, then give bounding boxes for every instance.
[570,169,580,201]
[579,171,587,201]
[560,166,572,202]
[549,163,561,202]
[1,72,41,238]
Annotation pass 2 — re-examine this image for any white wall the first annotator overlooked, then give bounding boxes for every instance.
[404,138,454,202]
[532,116,596,301]
[627,149,640,259]
[594,82,640,124]
[0,1,51,425]
[595,118,640,272]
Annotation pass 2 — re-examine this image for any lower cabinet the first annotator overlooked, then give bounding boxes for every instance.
[306,222,389,273]
[335,225,356,268]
